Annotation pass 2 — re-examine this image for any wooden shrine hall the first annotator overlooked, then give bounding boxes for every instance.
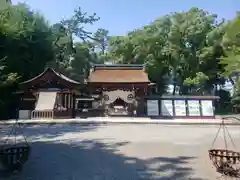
[17,64,218,119]
[87,64,152,116]
[17,64,152,119]
[18,67,80,119]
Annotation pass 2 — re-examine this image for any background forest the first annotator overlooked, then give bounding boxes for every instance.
[0,2,239,119]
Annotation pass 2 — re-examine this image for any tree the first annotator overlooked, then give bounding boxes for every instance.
[0,3,54,118]
[0,0,11,10]
[50,7,100,79]
[108,8,227,95]
[163,8,226,95]
[93,28,109,54]
[69,42,93,82]
[221,13,240,89]
[220,13,240,111]
[0,3,53,83]
[49,22,74,71]
[60,7,99,41]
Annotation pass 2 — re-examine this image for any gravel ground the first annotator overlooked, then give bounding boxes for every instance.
[0,123,240,180]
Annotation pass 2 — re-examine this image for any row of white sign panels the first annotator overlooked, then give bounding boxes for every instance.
[147,99,214,117]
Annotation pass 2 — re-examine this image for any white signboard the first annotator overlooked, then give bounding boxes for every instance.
[161,100,173,116]
[19,110,31,119]
[201,100,214,116]
[174,100,186,116]
[147,100,159,116]
[188,100,201,116]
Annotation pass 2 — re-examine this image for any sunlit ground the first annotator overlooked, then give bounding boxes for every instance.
[1,123,240,180]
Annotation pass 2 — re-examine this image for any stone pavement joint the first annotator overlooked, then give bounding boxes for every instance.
[1,117,240,126]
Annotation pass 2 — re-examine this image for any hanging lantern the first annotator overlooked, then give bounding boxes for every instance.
[208,117,240,178]
[0,120,30,172]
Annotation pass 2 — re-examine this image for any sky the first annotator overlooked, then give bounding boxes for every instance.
[11,0,240,36]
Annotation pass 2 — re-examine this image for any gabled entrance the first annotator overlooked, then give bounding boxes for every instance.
[18,68,81,119]
[108,97,129,116]
[88,64,152,117]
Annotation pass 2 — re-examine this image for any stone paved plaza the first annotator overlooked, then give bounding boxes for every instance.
[0,123,240,180]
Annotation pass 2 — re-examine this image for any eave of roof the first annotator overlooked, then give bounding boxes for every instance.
[20,68,80,85]
[142,95,220,100]
[93,64,145,70]
[93,64,144,68]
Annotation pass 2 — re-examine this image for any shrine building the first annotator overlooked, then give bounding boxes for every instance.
[17,64,219,119]
[87,64,152,116]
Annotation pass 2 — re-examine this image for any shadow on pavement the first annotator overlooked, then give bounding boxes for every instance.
[1,139,208,180]
[0,124,210,180]
[1,123,100,144]
[24,123,100,141]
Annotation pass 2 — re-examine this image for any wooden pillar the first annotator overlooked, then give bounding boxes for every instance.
[70,94,72,108]
[72,93,76,118]
[68,93,70,108]
[70,93,72,108]
[64,93,67,108]
[59,92,63,107]
[144,87,147,95]
[68,93,71,108]
[75,99,78,110]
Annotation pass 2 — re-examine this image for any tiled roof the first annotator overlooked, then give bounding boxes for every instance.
[88,68,150,83]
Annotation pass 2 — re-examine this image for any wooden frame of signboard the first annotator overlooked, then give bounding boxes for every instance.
[142,95,219,119]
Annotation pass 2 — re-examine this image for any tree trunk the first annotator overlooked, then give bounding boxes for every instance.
[172,70,177,95]
[230,75,238,95]
[172,83,176,95]
[229,77,235,86]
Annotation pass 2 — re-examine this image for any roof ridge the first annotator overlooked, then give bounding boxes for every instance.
[20,68,80,85]
[93,64,144,69]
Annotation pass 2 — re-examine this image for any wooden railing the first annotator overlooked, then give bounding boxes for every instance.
[31,110,54,119]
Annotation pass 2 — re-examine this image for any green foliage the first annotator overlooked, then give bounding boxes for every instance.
[231,80,240,112]
[60,7,99,41]
[215,89,232,114]
[0,4,53,83]
[183,72,209,94]
[108,8,227,95]
[0,2,239,118]
[183,72,209,86]
[0,3,54,119]
[68,42,93,82]
[221,14,240,78]
[93,28,109,55]
[49,7,101,80]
